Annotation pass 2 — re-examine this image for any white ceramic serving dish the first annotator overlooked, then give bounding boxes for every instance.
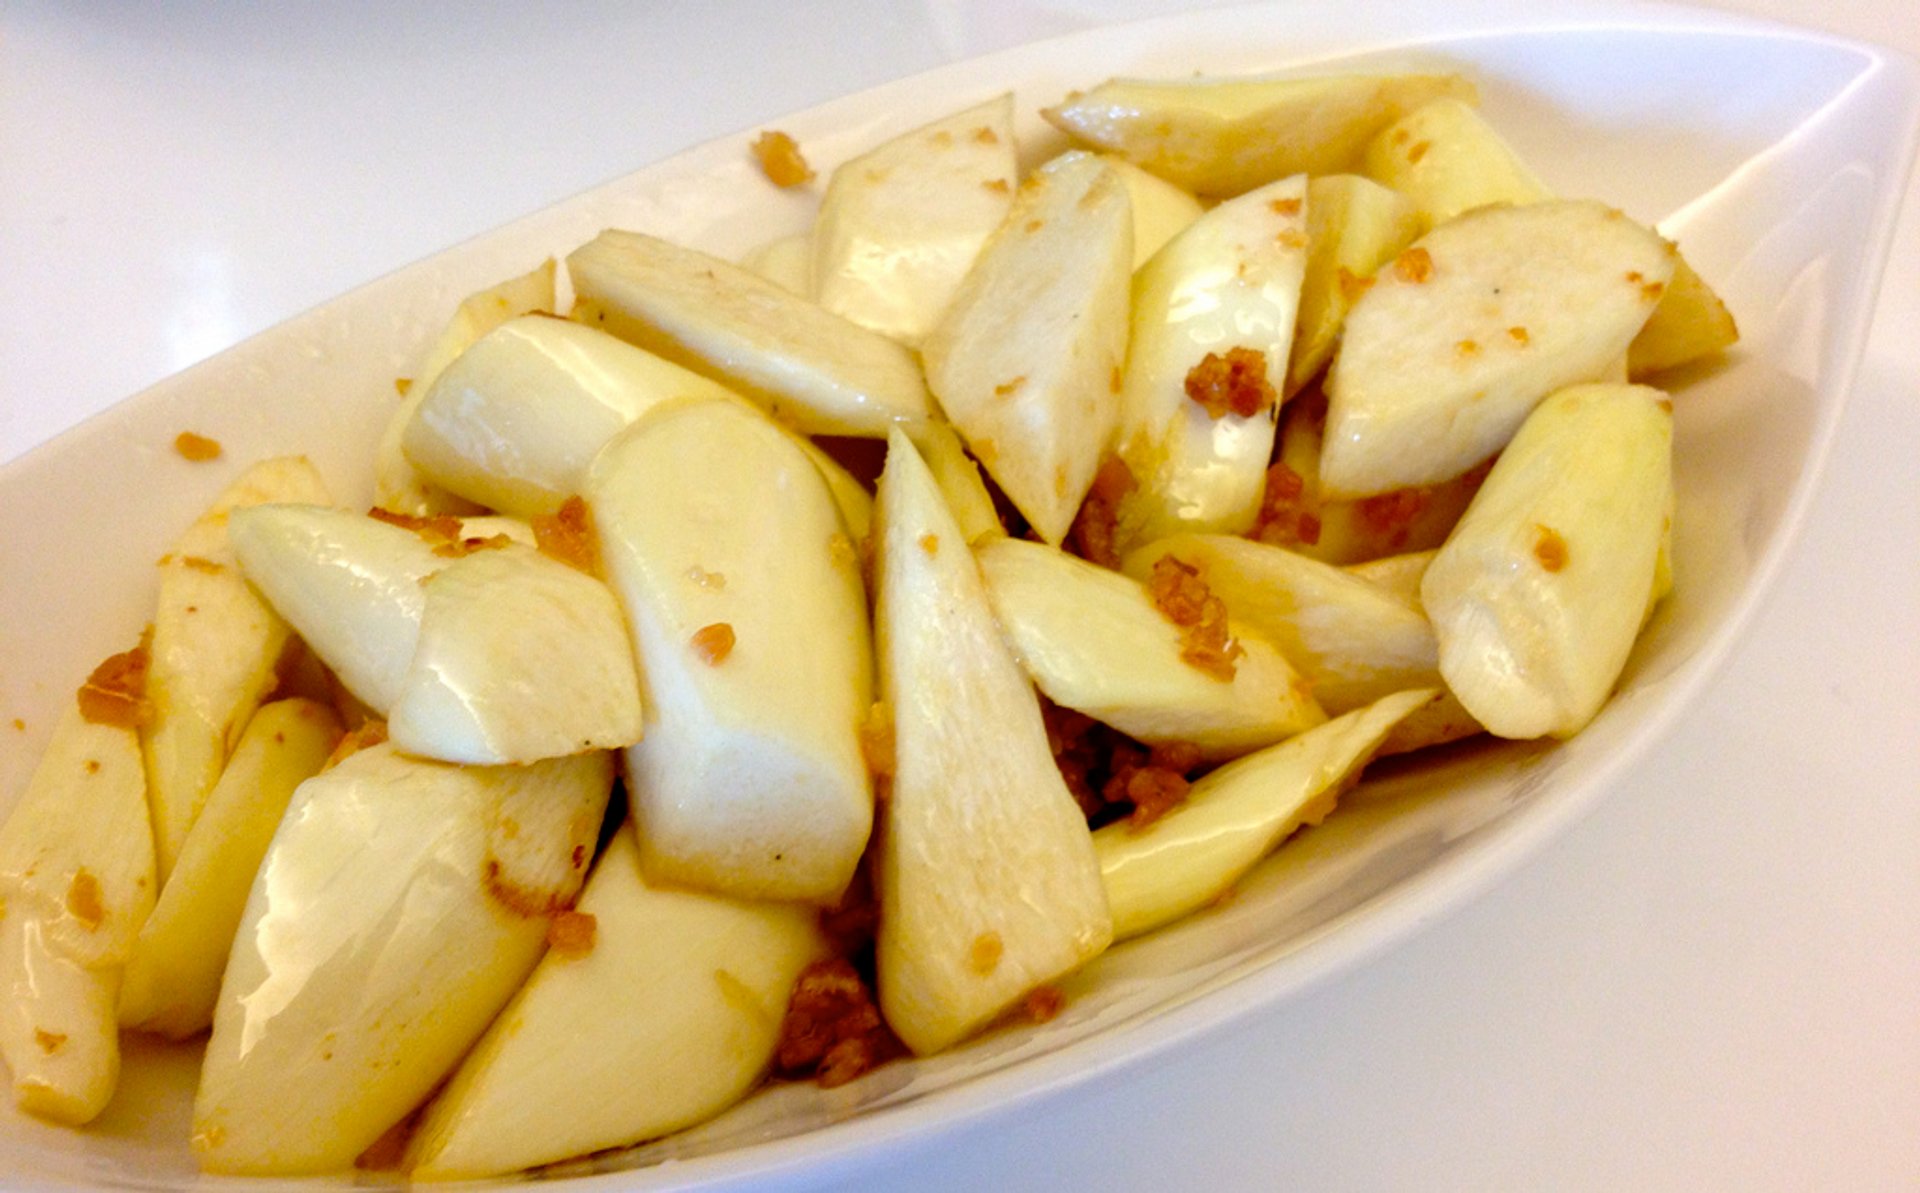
[1,1,1915,1188]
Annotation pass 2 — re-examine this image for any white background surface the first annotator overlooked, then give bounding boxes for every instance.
[3,2,1916,1190]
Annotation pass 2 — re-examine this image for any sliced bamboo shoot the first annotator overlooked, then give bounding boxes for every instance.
[1286,174,1424,396]
[1628,255,1740,378]
[568,229,933,437]
[922,150,1132,545]
[228,505,440,715]
[912,421,1001,545]
[1098,154,1206,269]
[1113,174,1309,550]
[1097,689,1432,939]
[1362,100,1738,379]
[793,436,877,543]
[1360,98,1552,225]
[402,315,738,517]
[1344,549,1437,606]
[388,545,644,765]
[1322,199,1674,498]
[193,744,612,1175]
[145,457,330,883]
[406,829,826,1179]
[587,400,873,903]
[374,260,555,515]
[1121,534,1441,715]
[976,537,1322,760]
[1042,72,1476,197]
[874,431,1111,1055]
[813,94,1016,346]
[119,699,340,1040]
[0,701,154,1125]
[740,232,813,296]
[1260,396,1482,565]
[1421,383,1673,739]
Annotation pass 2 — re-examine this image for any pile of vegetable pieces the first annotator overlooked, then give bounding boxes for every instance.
[0,65,1733,1178]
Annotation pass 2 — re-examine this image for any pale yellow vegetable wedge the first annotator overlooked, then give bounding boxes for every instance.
[1286,174,1424,396]
[1260,396,1481,565]
[794,436,877,543]
[588,400,872,903]
[1373,688,1483,758]
[388,545,644,765]
[1306,551,1488,755]
[145,457,330,883]
[0,703,154,1124]
[1322,199,1674,498]
[119,699,339,1040]
[1121,534,1440,715]
[1361,98,1551,224]
[1362,100,1737,378]
[0,915,120,1127]
[813,94,1016,347]
[403,315,738,517]
[569,229,933,437]
[1043,72,1476,197]
[228,506,534,718]
[1097,154,1204,269]
[1113,174,1309,550]
[1422,383,1673,739]
[740,232,813,296]
[1097,688,1433,940]
[228,505,439,715]
[406,828,827,1179]
[976,537,1322,761]
[1344,549,1437,606]
[1628,255,1740,378]
[874,431,1111,1055]
[375,260,556,516]
[193,744,612,1175]
[913,421,1001,544]
[922,151,1132,545]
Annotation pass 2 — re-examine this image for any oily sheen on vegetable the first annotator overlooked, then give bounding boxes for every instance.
[0,55,1734,1179]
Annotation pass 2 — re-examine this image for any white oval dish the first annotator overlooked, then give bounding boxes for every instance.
[1,1,1917,1188]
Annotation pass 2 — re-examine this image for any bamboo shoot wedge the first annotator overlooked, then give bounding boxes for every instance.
[402,315,739,518]
[119,699,340,1040]
[1285,174,1425,397]
[874,431,1112,1056]
[921,150,1133,546]
[913,421,1003,545]
[1120,534,1442,715]
[1257,395,1483,565]
[1321,199,1674,499]
[1097,688,1434,940]
[193,744,613,1176]
[813,93,1017,347]
[567,229,934,437]
[1361,98,1737,379]
[1112,173,1310,551]
[374,260,556,516]
[1098,154,1205,268]
[228,504,527,715]
[0,689,155,1125]
[1042,72,1476,198]
[406,827,828,1179]
[386,542,643,765]
[144,457,330,883]
[587,400,873,903]
[740,232,813,296]
[1421,383,1674,740]
[975,537,1323,761]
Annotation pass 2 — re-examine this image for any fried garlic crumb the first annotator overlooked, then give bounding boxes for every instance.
[752,130,815,187]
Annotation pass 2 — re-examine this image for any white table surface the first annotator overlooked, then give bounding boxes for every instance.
[4,2,1916,1189]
